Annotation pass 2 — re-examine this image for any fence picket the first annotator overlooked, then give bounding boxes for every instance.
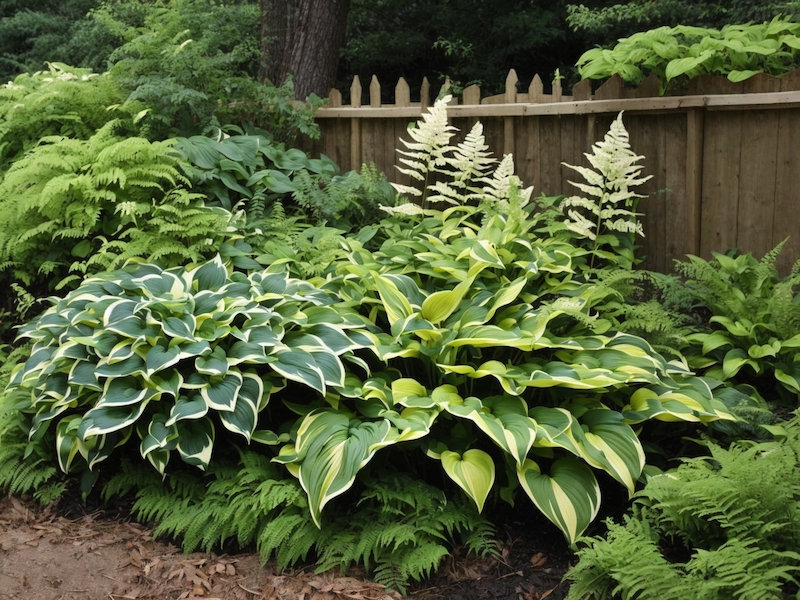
[395,77,411,107]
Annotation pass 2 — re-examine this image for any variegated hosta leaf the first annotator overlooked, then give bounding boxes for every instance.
[440,448,496,512]
[623,379,736,424]
[444,395,536,467]
[371,272,416,326]
[138,413,179,474]
[218,372,262,441]
[175,417,215,470]
[573,409,644,494]
[56,415,82,473]
[517,457,601,544]
[281,410,398,526]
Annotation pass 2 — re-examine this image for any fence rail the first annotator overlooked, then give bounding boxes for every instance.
[304,69,800,274]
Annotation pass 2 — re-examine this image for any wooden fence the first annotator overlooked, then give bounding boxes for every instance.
[304,69,800,274]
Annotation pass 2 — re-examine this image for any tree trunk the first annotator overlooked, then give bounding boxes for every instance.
[259,0,350,100]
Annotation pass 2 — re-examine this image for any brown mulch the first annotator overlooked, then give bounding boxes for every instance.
[0,496,574,600]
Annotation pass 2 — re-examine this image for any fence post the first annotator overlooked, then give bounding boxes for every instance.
[421,77,431,110]
[350,76,362,171]
[370,75,381,107]
[395,77,410,106]
[504,69,518,155]
[528,74,544,103]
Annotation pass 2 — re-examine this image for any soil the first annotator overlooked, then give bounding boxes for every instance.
[0,495,575,600]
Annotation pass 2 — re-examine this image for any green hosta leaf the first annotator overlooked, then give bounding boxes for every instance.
[192,255,228,291]
[175,417,215,470]
[440,449,495,513]
[575,409,644,494]
[85,429,130,471]
[79,394,152,438]
[775,361,800,394]
[289,410,396,526]
[166,394,209,426]
[467,240,504,270]
[486,277,528,321]
[665,51,715,81]
[710,316,752,338]
[195,346,228,376]
[420,278,472,325]
[271,349,326,395]
[95,354,146,378]
[722,348,761,378]
[145,344,182,376]
[529,406,583,456]
[445,395,536,467]
[251,430,290,445]
[727,69,761,82]
[517,457,601,544]
[98,377,151,407]
[56,415,82,472]
[139,413,179,460]
[200,371,243,412]
[219,373,261,440]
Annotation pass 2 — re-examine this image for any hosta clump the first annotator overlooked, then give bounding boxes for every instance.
[2,255,370,477]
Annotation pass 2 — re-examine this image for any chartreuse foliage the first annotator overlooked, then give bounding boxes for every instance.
[0,63,131,174]
[577,16,800,93]
[565,412,800,599]
[0,119,237,300]
[102,456,494,594]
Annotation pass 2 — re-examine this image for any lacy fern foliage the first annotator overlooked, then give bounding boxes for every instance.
[566,412,800,599]
[557,112,651,268]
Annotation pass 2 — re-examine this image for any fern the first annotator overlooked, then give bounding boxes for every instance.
[0,119,236,304]
[387,95,533,213]
[556,112,652,270]
[566,412,800,599]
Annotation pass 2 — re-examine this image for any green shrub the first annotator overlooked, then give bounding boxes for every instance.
[577,16,800,93]
[673,243,800,405]
[565,412,800,599]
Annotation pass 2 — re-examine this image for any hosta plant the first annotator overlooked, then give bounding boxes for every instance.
[270,99,738,543]
[577,16,800,93]
[2,255,371,479]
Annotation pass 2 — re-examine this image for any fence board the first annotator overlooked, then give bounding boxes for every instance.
[700,111,743,258]
[773,109,800,274]
[737,110,779,259]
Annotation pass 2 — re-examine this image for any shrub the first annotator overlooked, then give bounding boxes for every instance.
[577,16,800,93]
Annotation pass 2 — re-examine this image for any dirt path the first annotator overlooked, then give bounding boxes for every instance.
[0,496,573,600]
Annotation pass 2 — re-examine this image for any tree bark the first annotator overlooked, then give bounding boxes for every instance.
[259,0,350,100]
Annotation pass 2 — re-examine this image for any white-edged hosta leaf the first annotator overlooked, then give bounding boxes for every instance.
[95,354,146,378]
[146,369,182,399]
[251,429,290,445]
[162,314,197,341]
[139,413,179,458]
[99,377,151,407]
[166,394,209,426]
[440,448,495,512]
[200,371,243,412]
[486,277,527,321]
[69,360,101,391]
[175,417,215,470]
[308,350,346,388]
[467,239,504,269]
[291,410,396,526]
[372,272,414,326]
[85,429,130,471]
[517,457,601,544]
[271,349,326,395]
[391,378,428,406]
[78,395,152,438]
[305,323,357,354]
[145,344,182,375]
[219,373,262,440]
[192,255,228,291]
[575,409,644,494]
[195,346,228,376]
[420,278,472,325]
